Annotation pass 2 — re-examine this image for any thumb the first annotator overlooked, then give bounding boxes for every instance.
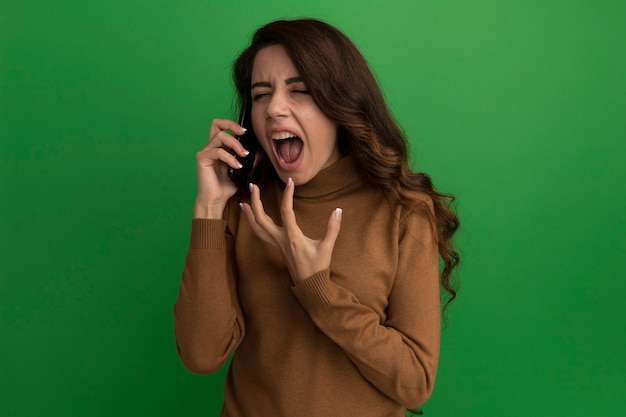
[320,208,342,251]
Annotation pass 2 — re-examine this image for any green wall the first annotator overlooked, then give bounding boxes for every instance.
[2,1,625,416]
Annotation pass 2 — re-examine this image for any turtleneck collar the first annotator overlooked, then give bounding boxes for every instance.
[293,155,363,198]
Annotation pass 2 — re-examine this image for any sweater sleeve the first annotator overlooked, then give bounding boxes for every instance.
[173,217,245,374]
[291,209,440,408]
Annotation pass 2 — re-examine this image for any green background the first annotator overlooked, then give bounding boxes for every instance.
[2,1,625,416]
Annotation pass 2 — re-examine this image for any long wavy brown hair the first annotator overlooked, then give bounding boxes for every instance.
[232,18,460,315]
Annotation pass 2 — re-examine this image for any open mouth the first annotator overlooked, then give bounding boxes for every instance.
[272,132,303,165]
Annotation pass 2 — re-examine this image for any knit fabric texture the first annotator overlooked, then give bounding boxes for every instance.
[174,156,441,416]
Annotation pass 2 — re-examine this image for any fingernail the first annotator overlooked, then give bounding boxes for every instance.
[241,127,247,132]
[288,177,293,185]
[334,208,343,220]
[239,202,244,209]
[249,183,254,191]
[243,149,250,156]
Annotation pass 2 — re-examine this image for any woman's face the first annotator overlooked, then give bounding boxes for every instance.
[250,44,341,186]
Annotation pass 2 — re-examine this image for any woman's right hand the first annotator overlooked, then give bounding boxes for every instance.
[193,118,249,219]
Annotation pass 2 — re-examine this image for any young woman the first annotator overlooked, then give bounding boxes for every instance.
[174,18,459,416]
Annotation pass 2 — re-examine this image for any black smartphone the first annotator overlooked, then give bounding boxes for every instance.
[228,97,257,190]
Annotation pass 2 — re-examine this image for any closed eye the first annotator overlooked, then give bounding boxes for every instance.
[252,92,270,101]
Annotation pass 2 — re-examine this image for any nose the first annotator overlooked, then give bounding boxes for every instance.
[265,90,289,119]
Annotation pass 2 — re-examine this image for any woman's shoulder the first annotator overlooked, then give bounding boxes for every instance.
[391,190,437,246]
[396,189,434,219]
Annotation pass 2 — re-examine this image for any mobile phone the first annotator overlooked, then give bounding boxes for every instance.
[228,97,257,190]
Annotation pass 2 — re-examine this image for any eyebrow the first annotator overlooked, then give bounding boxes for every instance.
[251,76,304,90]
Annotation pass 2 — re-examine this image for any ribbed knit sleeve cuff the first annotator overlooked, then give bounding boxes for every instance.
[189,218,227,250]
[291,269,333,310]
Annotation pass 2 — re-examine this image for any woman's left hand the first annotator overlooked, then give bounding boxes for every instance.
[240,178,343,284]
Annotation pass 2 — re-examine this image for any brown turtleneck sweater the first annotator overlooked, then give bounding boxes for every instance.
[174,156,440,416]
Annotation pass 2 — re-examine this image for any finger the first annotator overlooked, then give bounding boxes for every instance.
[205,130,250,159]
[320,208,343,252]
[239,202,277,247]
[196,146,242,171]
[280,178,299,233]
[248,184,282,239]
[208,118,247,141]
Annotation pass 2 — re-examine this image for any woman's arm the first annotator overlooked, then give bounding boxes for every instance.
[174,117,249,373]
[173,216,246,374]
[291,209,440,408]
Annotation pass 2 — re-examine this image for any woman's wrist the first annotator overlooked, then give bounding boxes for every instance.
[193,200,226,219]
